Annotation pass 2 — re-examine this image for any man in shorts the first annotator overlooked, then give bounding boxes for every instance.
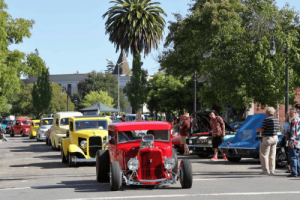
[209,111,227,161]
[180,113,191,155]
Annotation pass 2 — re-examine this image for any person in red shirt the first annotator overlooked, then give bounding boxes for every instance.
[209,111,227,161]
[180,113,191,155]
[122,115,126,122]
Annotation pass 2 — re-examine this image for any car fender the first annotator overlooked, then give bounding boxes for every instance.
[68,144,86,158]
[61,138,70,156]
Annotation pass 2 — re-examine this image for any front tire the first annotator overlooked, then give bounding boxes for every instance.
[110,161,122,191]
[227,157,242,162]
[96,150,110,183]
[276,150,287,168]
[172,148,178,174]
[68,152,76,167]
[180,159,193,189]
[61,147,68,163]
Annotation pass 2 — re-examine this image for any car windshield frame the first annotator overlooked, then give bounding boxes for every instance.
[41,119,53,126]
[75,120,108,131]
[21,120,31,125]
[117,129,170,144]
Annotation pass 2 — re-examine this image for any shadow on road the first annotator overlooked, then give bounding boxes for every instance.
[9,143,53,153]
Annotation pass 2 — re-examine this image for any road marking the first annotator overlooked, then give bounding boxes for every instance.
[0,183,102,191]
[57,191,300,200]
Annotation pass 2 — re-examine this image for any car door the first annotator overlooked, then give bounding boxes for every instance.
[15,120,20,134]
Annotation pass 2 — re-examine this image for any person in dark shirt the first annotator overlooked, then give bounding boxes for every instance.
[256,107,280,175]
[180,113,191,155]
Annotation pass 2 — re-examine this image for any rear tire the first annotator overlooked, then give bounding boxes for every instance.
[110,161,122,191]
[276,150,287,168]
[10,131,14,137]
[172,148,178,174]
[96,150,110,183]
[227,157,241,162]
[180,159,193,189]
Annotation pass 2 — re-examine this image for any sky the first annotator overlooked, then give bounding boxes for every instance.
[6,0,300,76]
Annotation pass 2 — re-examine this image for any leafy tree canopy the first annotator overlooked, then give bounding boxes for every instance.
[160,0,300,111]
[0,0,34,112]
[81,90,114,108]
[26,49,48,76]
[77,71,127,110]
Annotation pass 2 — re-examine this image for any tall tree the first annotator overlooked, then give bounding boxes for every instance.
[105,60,115,73]
[0,0,34,112]
[31,68,52,118]
[124,51,148,112]
[26,49,48,76]
[103,0,167,72]
[77,71,127,110]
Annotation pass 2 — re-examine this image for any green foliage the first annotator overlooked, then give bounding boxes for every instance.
[103,0,167,71]
[124,51,148,112]
[81,90,114,108]
[26,51,48,76]
[160,0,300,111]
[31,68,52,118]
[0,0,34,112]
[77,71,127,110]
[11,83,74,117]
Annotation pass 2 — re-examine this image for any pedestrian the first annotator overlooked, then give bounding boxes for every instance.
[286,108,300,177]
[122,114,126,122]
[191,113,198,134]
[256,107,280,175]
[295,104,300,116]
[281,112,291,173]
[209,111,227,161]
[172,116,177,127]
[136,112,143,121]
[0,131,8,142]
[180,113,191,155]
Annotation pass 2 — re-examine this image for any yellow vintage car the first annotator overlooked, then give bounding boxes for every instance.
[61,115,110,167]
[29,120,40,139]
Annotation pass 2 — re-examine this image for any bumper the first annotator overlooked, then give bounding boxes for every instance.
[39,136,46,140]
[219,147,258,158]
[188,145,214,154]
[72,157,96,164]
[123,174,178,186]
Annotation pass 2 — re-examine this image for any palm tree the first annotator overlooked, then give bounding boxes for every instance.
[103,0,167,72]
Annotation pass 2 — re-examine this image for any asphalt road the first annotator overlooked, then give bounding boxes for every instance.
[1,136,300,200]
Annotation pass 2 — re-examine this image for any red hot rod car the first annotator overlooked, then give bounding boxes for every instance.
[96,121,193,191]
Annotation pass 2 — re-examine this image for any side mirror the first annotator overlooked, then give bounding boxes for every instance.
[66,130,69,138]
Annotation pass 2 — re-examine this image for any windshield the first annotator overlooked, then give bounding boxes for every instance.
[2,121,11,125]
[126,116,136,121]
[41,119,53,125]
[21,121,31,125]
[118,130,169,143]
[35,123,40,126]
[60,118,69,126]
[75,120,108,131]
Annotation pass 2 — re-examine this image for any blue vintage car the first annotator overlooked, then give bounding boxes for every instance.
[1,120,12,133]
[219,113,286,168]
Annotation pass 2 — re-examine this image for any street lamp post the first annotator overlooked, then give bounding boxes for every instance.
[106,59,130,115]
[62,87,69,111]
[270,37,289,114]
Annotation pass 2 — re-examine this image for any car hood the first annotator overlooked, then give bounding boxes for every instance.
[219,113,281,149]
[39,125,52,130]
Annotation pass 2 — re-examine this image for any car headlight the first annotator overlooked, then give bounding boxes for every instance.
[80,140,87,148]
[164,158,175,170]
[208,140,212,145]
[127,158,139,171]
[189,139,193,144]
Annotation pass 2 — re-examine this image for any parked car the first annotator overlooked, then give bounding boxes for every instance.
[1,119,12,134]
[125,114,145,121]
[36,118,53,141]
[219,114,286,167]
[61,115,110,167]
[10,119,31,137]
[50,112,83,150]
[96,121,193,191]
[230,122,244,131]
[29,120,40,139]
[172,110,236,157]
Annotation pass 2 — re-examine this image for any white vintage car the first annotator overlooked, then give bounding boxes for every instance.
[36,118,53,141]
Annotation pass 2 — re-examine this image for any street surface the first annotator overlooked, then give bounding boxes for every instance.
[1,136,300,200]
